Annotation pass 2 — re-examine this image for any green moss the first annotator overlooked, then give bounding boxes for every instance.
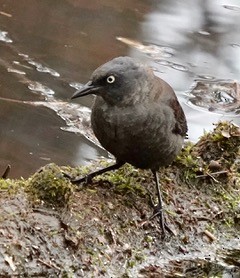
[126,249,145,269]
[174,142,204,183]
[0,179,11,189]
[27,163,74,207]
[61,164,94,179]
[96,163,147,197]
[61,271,74,278]
[0,178,25,195]
[206,223,216,233]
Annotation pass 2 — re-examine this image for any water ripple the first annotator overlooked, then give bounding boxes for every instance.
[28,81,55,96]
[116,36,174,58]
[0,30,12,43]
[7,68,26,75]
[223,5,240,12]
[19,53,60,77]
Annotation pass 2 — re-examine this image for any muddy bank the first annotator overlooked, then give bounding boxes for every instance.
[0,121,239,277]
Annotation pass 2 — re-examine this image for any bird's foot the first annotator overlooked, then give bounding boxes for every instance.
[72,174,93,184]
[63,162,124,185]
[63,172,92,185]
[150,204,174,238]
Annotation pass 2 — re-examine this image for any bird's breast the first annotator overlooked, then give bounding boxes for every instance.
[91,97,184,169]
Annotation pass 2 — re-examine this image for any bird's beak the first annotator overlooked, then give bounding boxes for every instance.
[71,81,99,99]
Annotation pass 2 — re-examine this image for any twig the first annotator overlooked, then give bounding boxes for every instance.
[37,259,61,271]
[1,165,11,179]
[0,11,12,17]
[196,170,228,179]
[203,230,217,241]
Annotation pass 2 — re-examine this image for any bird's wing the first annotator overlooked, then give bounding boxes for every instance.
[168,97,188,137]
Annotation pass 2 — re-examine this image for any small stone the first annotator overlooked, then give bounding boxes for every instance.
[107,202,114,210]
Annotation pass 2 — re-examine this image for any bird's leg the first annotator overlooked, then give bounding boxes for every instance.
[151,171,174,238]
[70,161,125,184]
[151,170,166,237]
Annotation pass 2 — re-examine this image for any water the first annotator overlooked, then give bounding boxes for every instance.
[0,0,240,178]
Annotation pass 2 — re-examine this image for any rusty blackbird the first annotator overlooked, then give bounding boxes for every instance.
[71,56,187,237]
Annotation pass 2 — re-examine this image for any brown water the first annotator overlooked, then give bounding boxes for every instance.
[1,0,240,178]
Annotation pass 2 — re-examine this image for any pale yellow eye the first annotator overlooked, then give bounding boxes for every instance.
[107,75,115,83]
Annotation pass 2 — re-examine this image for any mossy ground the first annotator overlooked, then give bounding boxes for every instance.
[0,121,239,277]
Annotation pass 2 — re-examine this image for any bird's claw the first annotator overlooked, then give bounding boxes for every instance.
[63,172,92,185]
[71,175,92,184]
[62,172,72,180]
[150,205,174,238]
[150,203,164,218]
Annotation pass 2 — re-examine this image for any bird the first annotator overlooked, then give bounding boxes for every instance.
[71,56,188,237]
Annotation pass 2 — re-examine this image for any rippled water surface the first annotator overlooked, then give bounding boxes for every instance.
[1,0,240,178]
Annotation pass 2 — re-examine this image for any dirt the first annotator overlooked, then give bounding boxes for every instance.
[0,121,239,277]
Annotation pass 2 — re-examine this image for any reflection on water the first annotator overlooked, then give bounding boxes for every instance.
[0,0,240,178]
[188,80,240,114]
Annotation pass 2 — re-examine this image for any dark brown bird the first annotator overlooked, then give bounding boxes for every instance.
[71,56,187,237]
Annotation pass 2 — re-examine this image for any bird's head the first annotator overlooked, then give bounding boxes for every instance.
[71,56,154,106]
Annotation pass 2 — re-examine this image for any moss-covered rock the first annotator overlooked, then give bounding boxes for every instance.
[27,163,74,207]
[175,121,240,183]
[196,121,240,165]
